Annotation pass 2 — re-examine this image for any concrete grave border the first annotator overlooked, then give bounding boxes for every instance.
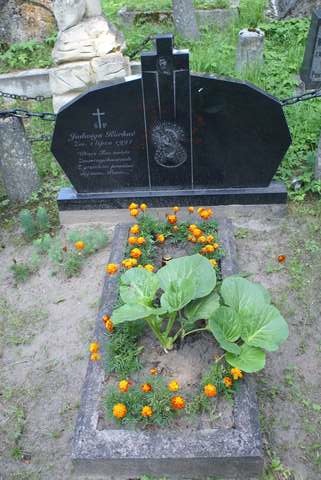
[72,219,264,479]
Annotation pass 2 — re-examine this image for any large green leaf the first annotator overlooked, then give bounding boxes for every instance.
[184,293,220,323]
[208,306,241,355]
[119,268,159,306]
[221,276,270,312]
[157,254,216,299]
[112,303,165,324]
[241,303,289,352]
[160,277,195,312]
[225,344,266,373]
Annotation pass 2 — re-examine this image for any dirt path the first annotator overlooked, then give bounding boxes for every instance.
[0,202,321,480]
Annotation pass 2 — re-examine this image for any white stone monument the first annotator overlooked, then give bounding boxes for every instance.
[50,0,130,112]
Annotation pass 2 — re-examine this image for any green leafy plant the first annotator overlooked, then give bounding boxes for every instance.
[19,207,51,240]
[112,254,218,351]
[10,253,40,283]
[106,322,144,375]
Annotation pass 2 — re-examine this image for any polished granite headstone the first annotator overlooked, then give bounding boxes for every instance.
[300,9,321,90]
[52,34,291,210]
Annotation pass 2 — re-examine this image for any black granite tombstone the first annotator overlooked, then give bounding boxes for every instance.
[300,9,321,90]
[52,34,291,210]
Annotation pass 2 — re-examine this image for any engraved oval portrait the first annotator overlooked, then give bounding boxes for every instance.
[151,122,187,168]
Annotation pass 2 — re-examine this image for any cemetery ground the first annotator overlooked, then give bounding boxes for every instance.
[0,199,321,480]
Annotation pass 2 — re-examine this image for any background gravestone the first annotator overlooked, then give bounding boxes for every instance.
[51,34,291,210]
[300,8,321,89]
[276,0,321,18]
[172,0,200,40]
[0,117,40,202]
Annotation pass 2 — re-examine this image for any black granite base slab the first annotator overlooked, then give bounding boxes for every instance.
[58,182,287,211]
[71,220,264,479]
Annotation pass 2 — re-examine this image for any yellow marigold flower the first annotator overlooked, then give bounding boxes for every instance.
[213,243,219,250]
[167,214,177,225]
[89,342,100,354]
[188,224,197,233]
[118,379,130,393]
[113,403,127,419]
[141,405,153,417]
[140,203,148,211]
[156,234,165,243]
[197,235,207,244]
[168,380,180,392]
[130,224,140,235]
[74,240,85,251]
[223,377,233,388]
[90,352,101,361]
[141,383,153,393]
[207,235,214,243]
[130,248,142,259]
[171,396,185,410]
[205,244,215,254]
[172,206,180,213]
[106,263,119,275]
[128,236,138,245]
[128,202,138,210]
[130,208,139,217]
[231,368,243,380]
[197,207,205,214]
[102,314,110,323]
[136,236,146,245]
[210,259,218,268]
[188,206,194,213]
[122,258,138,269]
[150,367,158,376]
[190,236,197,243]
[200,208,213,220]
[144,264,155,272]
[192,228,202,238]
[105,319,114,333]
[204,383,217,398]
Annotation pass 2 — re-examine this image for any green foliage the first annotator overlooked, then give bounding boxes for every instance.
[10,253,40,283]
[239,0,266,28]
[106,322,144,375]
[208,276,289,372]
[67,228,109,254]
[19,207,51,240]
[112,254,217,351]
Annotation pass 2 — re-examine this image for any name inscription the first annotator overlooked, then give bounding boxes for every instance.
[67,129,136,178]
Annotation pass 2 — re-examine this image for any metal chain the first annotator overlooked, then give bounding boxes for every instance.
[0,108,56,121]
[0,89,51,102]
[281,88,321,106]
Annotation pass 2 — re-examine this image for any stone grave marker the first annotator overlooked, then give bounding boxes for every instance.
[51,34,292,212]
[300,8,321,90]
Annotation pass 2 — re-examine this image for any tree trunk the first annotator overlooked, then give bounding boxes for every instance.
[172,0,199,41]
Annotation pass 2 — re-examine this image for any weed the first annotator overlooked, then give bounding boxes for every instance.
[10,252,40,283]
[106,322,144,375]
[19,207,52,240]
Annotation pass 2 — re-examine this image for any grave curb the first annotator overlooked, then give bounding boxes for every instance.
[71,220,264,479]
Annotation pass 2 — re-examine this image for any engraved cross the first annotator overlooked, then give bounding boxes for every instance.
[92,108,106,129]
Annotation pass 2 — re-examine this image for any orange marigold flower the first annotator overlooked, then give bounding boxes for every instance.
[136,237,146,245]
[197,207,205,214]
[188,206,194,213]
[74,240,85,251]
[106,263,119,275]
[144,264,155,272]
[89,342,100,354]
[167,214,177,225]
[130,224,140,235]
[130,208,139,217]
[205,244,215,254]
[113,403,127,419]
[204,383,217,398]
[199,208,213,220]
[140,203,148,211]
[102,314,110,323]
[90,352,101,361]
[150,367,158,376]
[171,396,185,410]
[105,319,114,333]
[188,224,198,233]
[278,254,286,263]
[128,202,138,210]
[213,243,219,250]
[192,228,202,238]
[141,383,153,393]
[118,379,130,393]
[197,235,207,244]
[168,380,180,392]
[231,368,243,380]
[122,258,138,269]
[156,234,165,243]
[210,259,218,268]
[223,377,233,388]
[141,405,153,417]
[206,235,214,243]
[172,206,180,213]
[130,248,142,259]
[128,236,138,245]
